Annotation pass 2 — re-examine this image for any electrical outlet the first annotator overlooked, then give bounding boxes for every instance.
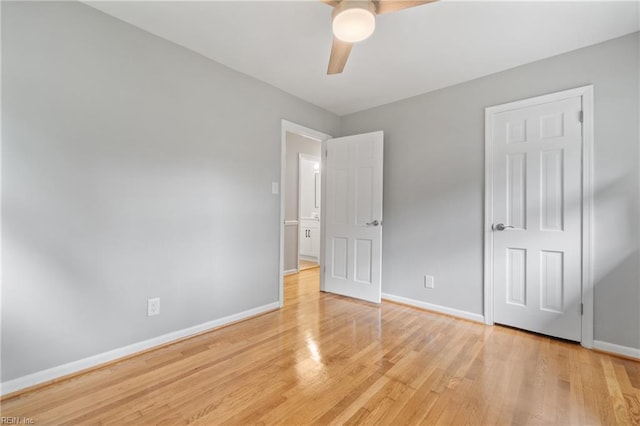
[424,275,435,289]
[147,298,160,316]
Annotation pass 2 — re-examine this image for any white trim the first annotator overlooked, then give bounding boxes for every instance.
[483,85,595,349]
[280,120,331,308]
[299,255,318,262]
[382,293,485,323]
[580,87,595,349]
[283,269,298,276]
[320,139,327,292]
[0,301,280,396]
[284,220,298,226]
[485,86,594,114]
[484,99,495,326]
[593,340,640,360]
[281,120,327,142]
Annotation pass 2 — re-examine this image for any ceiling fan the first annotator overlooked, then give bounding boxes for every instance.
[322,0,437,75]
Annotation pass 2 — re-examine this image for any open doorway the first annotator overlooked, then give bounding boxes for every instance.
[283,133,321,275]
[298,153,321,271]
[279,121,331,307]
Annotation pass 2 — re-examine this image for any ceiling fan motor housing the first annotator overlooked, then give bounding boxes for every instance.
[332,1,377,43]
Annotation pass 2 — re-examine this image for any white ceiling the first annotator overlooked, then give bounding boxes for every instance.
[87,1,639,116]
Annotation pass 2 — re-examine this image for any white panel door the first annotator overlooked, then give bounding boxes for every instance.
[491,96,582,341]
[324,131,383,303]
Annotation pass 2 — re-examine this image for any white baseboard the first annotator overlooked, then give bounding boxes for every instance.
[299,255,318,262]
[382,293,485,323]
[0,301,280,396]
[593,340,640,360]
[283,269,298,276]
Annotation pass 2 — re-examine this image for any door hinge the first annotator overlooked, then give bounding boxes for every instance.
[581,303,584,315]
[579,111,584,123]
[325,148,328,158]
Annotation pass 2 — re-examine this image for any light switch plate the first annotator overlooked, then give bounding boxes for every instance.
[424,275,435,289]
[272,182,279,195]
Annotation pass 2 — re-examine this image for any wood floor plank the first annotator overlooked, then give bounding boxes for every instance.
[2,268,639,425]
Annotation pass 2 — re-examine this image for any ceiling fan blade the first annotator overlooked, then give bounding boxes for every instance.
[374,0,437,15]
[320,0,340,6]
[327,37,353,75]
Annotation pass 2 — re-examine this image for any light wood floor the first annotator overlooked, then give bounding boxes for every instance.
[2,268,639,425]
[299,259,319,271]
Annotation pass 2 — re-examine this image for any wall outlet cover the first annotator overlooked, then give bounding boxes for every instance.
[147,298,160,316]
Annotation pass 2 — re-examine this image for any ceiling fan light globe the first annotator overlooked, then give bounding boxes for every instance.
[332,8,376,43]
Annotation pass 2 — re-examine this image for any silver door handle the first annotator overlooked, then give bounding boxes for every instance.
[366,220,380,227]
[493,223,514,231]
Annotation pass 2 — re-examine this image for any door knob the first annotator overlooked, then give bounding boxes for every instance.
[366,220,380,227]
[493,223,514,231]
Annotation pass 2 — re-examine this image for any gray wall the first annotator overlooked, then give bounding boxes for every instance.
[1,1,340,381]
[283,132,321,271]
[3,1,638,385]
[342,32,640,350]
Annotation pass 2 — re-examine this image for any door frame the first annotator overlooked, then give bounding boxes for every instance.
[279,120,331,307]
[483,85,594,348]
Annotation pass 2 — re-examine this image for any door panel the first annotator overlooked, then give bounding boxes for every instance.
[324,131,383,303]
[310,227,320,258]
[506,248,527,306]
[540,149,564,231]
[331,237,348,279]
[492,96,582,341]
[506,153,527,229]
[354,238,373,283]
[540,250,564,312]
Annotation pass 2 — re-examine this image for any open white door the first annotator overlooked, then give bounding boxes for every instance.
[324,131,383,303]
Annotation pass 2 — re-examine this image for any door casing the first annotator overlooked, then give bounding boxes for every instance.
[483,85,594,348]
